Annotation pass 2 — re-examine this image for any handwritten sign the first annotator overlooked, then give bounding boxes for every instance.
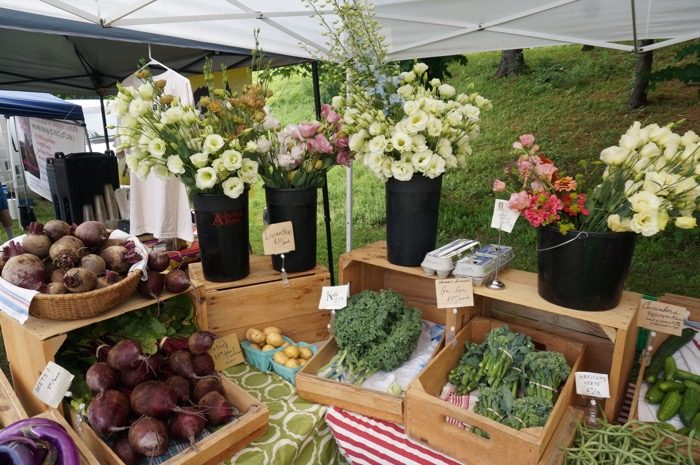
[33,361,75,408]
[490,199,519,233]
[209,333,244,371]
[319,284,350,310]
[262,221,295,255]
[575,372,610,398]
[435,278,474,309]
[637,299,688,336]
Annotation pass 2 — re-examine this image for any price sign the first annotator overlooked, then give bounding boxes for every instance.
[33,361,74,408]
[208,333,244,371]
[435,278,474,309]
[262,221,295,255]
[490,199,519,233]
[319,284,350,310]
[575,372,610,398]
[637,299,687,336]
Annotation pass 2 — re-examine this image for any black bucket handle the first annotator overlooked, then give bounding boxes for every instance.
[537,231,589,252]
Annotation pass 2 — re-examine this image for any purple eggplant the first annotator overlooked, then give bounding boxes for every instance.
[0,440,41,465]
[0,418,79,465]
[0,418,58,440]
[23,424,80,465]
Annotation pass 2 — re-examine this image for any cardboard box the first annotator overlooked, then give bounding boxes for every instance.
[404,317,584,465]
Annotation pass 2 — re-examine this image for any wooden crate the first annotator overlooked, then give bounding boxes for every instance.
[189,256,331,344]
[404,317,585,465]
[339,241,640,420]
[70,376,268,465]
[0,287,204,415]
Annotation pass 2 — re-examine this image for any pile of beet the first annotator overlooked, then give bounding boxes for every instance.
[85,331,239,464]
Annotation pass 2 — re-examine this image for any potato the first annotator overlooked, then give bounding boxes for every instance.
[298,347,313,360]
[281,341,290,348]
[261,344,276,351]
[283,345,300,359]
[246,328,266,344]
[285,359,300,369]
[249,342,262,351]
[266,332,285,347]
[298,359,307,367]
[273,352,289,364]
[263,326,281,335]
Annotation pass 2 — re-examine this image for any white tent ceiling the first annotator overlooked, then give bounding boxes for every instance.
[1,0,698,65]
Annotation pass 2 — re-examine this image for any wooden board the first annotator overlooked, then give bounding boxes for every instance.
[70,376,268,465]
[537,408,583,465]
[404,317,585,465]
[0,368,27,427]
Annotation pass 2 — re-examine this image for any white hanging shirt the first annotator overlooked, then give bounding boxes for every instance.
[122,69,194,242]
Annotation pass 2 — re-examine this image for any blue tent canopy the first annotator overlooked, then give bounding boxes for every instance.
[0,90,84,121]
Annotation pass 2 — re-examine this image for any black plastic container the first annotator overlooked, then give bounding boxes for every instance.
[385,175,442,267]
[265,187,317,273]
[537,226,637,311]
[192,191,250,282]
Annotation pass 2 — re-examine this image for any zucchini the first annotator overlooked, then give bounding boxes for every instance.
[684,380,700,390]
[664,356,677,381]
[645,380,665,404]
[657,391,683,421]
[676,369,700,384]
[646,328,696,384]
[659,380,686,392]
[680,386,700,426]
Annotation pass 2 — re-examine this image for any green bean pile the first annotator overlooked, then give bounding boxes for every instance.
[564,420,697,465]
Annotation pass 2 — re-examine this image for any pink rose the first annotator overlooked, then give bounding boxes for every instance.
[321,104,341,124]
[335,136,349,149]
[298,122,321,139]
[336,150,352,166]
[519,134,535,148]
[535,162,558,181]
[531,180,544,191]
[492,179,506,192]
[308,134,333,154]
[508,191,530,211]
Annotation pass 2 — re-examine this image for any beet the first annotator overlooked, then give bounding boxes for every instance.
[138,271,165,299]
[165,269,191,293]
[170,408,206,448]
[43,219,71,242]
[130,381,180,418]
[169,350,198,379]
[74,221,109,247]
[188,331,217,355]
[147,251,170,272]
[96,344,111,362]
[63,267,97,293]
[192,353,216,376]
[96,270,122,289]
[166,375,191,404]
[120,362,153,388]
[101,241,141,273]
[22,222,51,258]
[128,416,168,457]
[107,339,144,370]
[159,336,189,354]
[87,389,131,438]
[198,391,238,425]
[86,362,119,394]
[193,377,224,403]
[111,434,142,465]
[50,268,64,283]
[80,254,106,276]
[49,235,86,271]
[1,253,45,290]
[45,282,66,294]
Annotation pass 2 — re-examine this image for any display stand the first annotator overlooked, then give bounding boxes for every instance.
[338,241,640,420]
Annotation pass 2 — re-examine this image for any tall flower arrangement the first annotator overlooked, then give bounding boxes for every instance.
[111,61,271,199]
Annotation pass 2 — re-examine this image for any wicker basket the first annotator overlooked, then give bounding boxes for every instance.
[29,271,142,320]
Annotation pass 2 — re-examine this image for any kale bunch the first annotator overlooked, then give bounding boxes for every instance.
[320,289,422,384]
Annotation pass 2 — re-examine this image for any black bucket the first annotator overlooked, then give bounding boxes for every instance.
[537,226,637,311]
[385,175,442,267]
[265,187,318,272]
[192,192,250,282]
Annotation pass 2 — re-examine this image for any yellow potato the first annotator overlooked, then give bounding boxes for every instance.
[285,359,300,369]
[249,342,261,351]
[245,328,266,344]
[298,347,313,360]
[262,326,281,335]
[261,344,276,351]
[273,351,289,364]
[298,359,307,367]
[281,342,290,348]
[266,332,285,347]
[283,345,300,359]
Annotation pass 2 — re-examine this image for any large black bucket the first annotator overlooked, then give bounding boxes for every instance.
[192,192,250,282]
[385,175,442,267]
[537,226,637,311]
[265,187,318,272]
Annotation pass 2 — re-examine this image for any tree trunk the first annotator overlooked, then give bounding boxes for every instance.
[493,49,526,79]
[628,40,654,109]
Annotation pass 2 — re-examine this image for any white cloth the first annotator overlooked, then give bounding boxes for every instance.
[122,69,194,242]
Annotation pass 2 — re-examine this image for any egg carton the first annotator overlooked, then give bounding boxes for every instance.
[421,239,480,278]
[453,245,515,286]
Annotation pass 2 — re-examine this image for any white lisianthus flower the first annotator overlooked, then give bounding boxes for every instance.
[462,105,480,121]
[445,111,463,127]
[368,122,383,136]
[152,164,170,180]
[681,143,698,161]
[405,110,429,134]
[222,149,243,171]
[125,153,141,172]
[427,118,443,138]
[474,95,492,110]
[128,99,148,117]
[391,161,414,181]
[166,155,185,175]
[411,150,432,173]
[674,176,698,197]
[222,176,245,199]
[363,151,385,172]
[436,138,453,158]
[643,171,671,195]
[161,106,184,124]
[628,190,661,212]
[343,108,360,124]
[681,130,700,146]
[428,78,441,88]
[600,146,629,166]
[148,138,167,159]
[403,100,420,115]
[368,135,388,153]
[109,98,129,117]
[391,130,413,152]
[443,153,458,169]
[396,84,413,98]
[659,131,681,148]
[349,130,369,152]
[189,152,209,169]
[438,84,456,98]
[412,135,428,152]
[263,114,280,130]
[203,134,225,154]
[135,160,152,180]
[425,154,446,179]
[675,216,697,229]
[238,158,259,184]
[413,62,429,76]
[183,110,199,124]
[137,83,154,99]
[331,95,344,109]
[244,141,257,153]
[400,71,416,83]
[195,167,217,190]
[256,139,271,153]
[632,156,651,173]
[639,142,661,159]
[607,214,632,232]
[630,210,660,236]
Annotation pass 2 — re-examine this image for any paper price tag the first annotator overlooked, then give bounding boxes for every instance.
[33,361,74,408]
[637,299,688,336]
[490,199,519,233]
[208,333,244,371]
[575,372,610,398]
[319,284,350,310]
[262,221,295,255]
[435,278,474,309]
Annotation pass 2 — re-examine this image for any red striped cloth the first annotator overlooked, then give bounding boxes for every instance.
[325,407,464,465]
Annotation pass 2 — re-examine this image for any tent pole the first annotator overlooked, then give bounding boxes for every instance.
[312,61,335,285]
[630,0,639,53]
[98,92,110,150]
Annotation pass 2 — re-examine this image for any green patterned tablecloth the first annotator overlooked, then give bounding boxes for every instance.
[221,364,347,465]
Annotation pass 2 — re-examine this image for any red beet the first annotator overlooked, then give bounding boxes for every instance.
[128,416,168,457]
[198,391,238,425]
[74,221,109,247]
[169,350,197,379]
[96,344,111,362]
[193,377,224,403]
[165,269,191,293]
[130,381,178,418]
[101,241,141,273]
[1,253,45,290]
[111,434,142,465]
[120,362,153,388]
[22,222,51,258]
[147,251,170,272]
[170,408,206,448]
[63,267,97,293]
[188,331,217,355]
[45,282,66,294]
[43,219,71,242]
[49,235,86,271]
[107,339,144,370]
[86,362,119,394]
[166,375,192,404]
[138,271,165,298]
[80,254,106,276]
[192,353,216,376]
[87,389,131,438]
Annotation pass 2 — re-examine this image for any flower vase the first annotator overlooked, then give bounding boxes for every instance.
[265,186,318,273]
[192,191,250,282]
[537,225,637,311]
[385,175,442,267]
